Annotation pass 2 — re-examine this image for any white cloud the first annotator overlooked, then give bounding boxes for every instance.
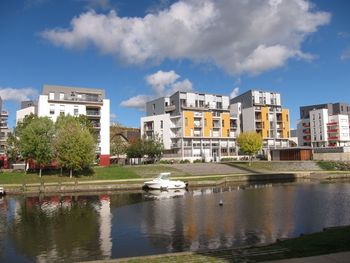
[0,88,38,102]
[146,70,180,96]
[340,46,350,60]
[120,70,193,110]
[41,0,330,75]
[230,87,239,99]
[120,95,153,110]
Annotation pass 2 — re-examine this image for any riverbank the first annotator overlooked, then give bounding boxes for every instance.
[2,170,350,194]
[1,162,350,194]
[83,225,350,263]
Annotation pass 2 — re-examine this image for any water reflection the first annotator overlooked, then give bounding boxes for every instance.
[0,181,350,262]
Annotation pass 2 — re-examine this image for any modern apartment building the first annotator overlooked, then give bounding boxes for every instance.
[230,90,290,152]
[0,97,11,155]
[141,91,239,161]
[297,103,350,147]
[18,85,110,166]
[16,100,37,124]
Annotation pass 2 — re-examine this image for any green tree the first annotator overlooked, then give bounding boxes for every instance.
[125,139,144,159]
[5,131,21,164]
[237,131,263,166]
[110,124,128,162]
[20,117,54,177]
[142,137,164,163]
[53,116,95,178]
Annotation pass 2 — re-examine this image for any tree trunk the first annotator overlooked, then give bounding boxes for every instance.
[70,169,72,178]
[39,167,42,177]
[25,159,28,174]
[249,155,252,167]
[60,167,63,176]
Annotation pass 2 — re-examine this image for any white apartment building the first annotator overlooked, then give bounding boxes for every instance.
[18,85,110,166]
[230,90,290,153]
[297,103,350,147]
[141,91,239,162]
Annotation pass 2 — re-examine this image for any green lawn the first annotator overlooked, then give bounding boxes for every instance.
[0,164,187,184]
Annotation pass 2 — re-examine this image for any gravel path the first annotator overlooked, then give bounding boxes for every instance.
[167,163,248,175]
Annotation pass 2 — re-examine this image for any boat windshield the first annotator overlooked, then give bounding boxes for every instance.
[157,172,171,180]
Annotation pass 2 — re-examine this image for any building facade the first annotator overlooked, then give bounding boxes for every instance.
[141,91,239,161]
[0,97,11,155]
[230,90,290,153]
[18,85,110,166]
[297,103,350,147]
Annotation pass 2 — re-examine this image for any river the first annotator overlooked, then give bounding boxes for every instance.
[1,180,350,262]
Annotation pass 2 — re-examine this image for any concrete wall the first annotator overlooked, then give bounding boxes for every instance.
[313,152,350,161]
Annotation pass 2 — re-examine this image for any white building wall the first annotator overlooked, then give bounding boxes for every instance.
[16,106,35,124]
[141,114,172,149]
[309,109,328,146]
[37,95,109,155]
[100,99,110,155]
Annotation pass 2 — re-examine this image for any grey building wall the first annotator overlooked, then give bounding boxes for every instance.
[169,91,181,115]
[300,102,350,119]
[230,90,253,109]
[21,100,37,109]
[146,97,166,116]
[43,85,105,100]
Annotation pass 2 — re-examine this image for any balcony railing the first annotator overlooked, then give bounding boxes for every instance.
[328,136,339,140]
[327,122,338,126]
[303,123,310,127]
[86,110,100,116]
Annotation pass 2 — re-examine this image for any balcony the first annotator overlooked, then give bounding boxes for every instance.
[328,136,339,140]
[165,105,176,112]
[144,126,154,131]
[194,122,202,128]
[303,129,311,134]
[327,129,338,133]
[303,123,310,127]
[327,122,338,126]
[86,110,100,117]
[49,93,103,104]
[0,111,8,117]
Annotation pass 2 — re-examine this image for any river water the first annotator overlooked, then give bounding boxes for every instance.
[1,180,350,262]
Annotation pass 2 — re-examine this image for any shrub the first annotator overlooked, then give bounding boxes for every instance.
[179,159,190,164]
[193,159,204,163]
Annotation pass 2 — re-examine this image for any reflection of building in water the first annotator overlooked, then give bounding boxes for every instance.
[140,183,300,251]
[98,195,112,259]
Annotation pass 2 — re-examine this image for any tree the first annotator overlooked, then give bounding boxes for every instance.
[110,124,128,162]
[53,116,95,178]
[142,137,164,163]
[20,117,54,177]
[5,131,20,164]
[125,139,144,159]
[237,131,263,166]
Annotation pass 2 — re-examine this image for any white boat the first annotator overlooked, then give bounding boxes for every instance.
[145,189,187,200]
[0,187,5,196]
[144,172,187,190]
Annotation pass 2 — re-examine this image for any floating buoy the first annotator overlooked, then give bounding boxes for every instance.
[219,200,223,206]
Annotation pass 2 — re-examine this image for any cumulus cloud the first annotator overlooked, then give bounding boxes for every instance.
[230,87,239,99]
[340,46,350,60]
[120,70,193,110]
[41,0,330,75]
[0,88,38,102]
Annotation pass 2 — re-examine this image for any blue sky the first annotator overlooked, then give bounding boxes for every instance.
[1,0,350,129]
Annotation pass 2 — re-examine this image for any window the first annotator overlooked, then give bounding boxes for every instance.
[74,106,79,116]
[160,120,163,129]
[60,105,65,115]
[59,92,64,100]
[49,92,54,100]
[49,104,55,115]
[222,120,225,127]
[152,104,155,110]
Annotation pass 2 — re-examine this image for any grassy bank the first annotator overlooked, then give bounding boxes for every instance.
[113,225,350,263]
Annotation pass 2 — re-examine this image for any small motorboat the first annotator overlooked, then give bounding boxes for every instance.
[0,187,5,196]
[144,172,187,190]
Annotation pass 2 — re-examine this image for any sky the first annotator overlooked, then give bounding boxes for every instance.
[0,0,350,129]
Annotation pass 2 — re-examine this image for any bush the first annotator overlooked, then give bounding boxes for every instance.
[318,161,350,171]
[179,159,190,164]
[220,157,237,162]
[193,159,204,163]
